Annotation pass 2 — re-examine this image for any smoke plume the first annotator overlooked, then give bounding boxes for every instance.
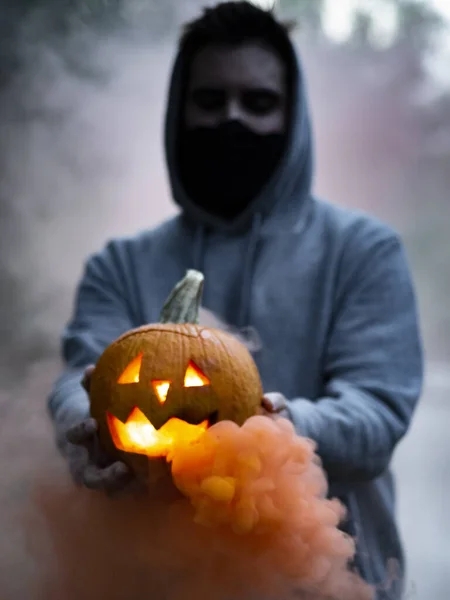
[21,416,376,600]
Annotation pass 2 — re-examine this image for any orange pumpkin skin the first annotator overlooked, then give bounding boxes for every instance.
[89,322,263,474]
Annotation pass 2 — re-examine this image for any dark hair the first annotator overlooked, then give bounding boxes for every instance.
[179,1,296,70]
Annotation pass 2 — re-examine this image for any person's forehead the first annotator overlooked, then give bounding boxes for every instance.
[187,42,285,91]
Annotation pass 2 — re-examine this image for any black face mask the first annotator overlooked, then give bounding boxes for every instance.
[177,120,285,220]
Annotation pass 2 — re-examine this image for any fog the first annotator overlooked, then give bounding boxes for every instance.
[0,17,175,375]
[0,1,448,598]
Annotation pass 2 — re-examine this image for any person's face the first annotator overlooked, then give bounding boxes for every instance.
[184,42,287,135]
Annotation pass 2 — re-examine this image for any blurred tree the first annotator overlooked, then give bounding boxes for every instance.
[278,0,445,50]
[278,0,325,32]
[351,10,373,46]
[389,0,445,49]
[346,1,444,50]
[0,0,193,87]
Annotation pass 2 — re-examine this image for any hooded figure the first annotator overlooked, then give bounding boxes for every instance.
[49,3,423,598]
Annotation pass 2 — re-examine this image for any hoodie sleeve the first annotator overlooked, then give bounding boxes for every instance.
[48,241,136,439]
[286,233,423,483]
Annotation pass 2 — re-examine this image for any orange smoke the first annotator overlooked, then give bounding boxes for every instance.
[23,416,374,600]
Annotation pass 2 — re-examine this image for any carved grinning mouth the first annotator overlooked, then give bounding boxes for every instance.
[107,408,218,458]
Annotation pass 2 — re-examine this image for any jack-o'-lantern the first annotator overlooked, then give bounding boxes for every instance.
[89,270,263,475]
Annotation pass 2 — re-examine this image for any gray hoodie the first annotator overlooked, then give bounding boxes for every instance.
[49,36,423,599]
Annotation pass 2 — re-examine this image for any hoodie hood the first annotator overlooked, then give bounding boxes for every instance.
[164,37,314,234]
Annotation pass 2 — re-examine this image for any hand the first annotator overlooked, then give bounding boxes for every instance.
[63,364,134,495]
[260,392,289,419]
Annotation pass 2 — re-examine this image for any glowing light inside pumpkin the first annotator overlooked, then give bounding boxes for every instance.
[118,353,143,384]
[184,361,210,388]
[152,380,171,404]
[107,407,209,457]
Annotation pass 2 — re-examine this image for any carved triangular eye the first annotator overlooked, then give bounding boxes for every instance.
[118,353,143,384]
[184,361,210,387]
[152,380,171,404]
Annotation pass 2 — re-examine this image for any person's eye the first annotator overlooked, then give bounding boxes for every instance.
[191,88,226,112]
[242,90,281,115]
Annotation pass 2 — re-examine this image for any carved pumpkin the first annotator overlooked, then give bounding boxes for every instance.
[89,270,263,474]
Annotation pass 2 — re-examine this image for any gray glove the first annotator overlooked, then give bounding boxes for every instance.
[62,365,134,495]
[261,392,289,418]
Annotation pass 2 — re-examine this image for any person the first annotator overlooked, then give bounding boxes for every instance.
[48,2,423,597]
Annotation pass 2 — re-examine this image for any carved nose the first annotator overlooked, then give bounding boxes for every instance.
[151,380,171,404]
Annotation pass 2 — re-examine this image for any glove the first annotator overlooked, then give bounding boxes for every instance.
[260,392,289,419]
[62,365,135,495]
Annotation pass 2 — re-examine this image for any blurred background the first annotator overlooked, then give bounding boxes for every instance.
[0,0,448,598]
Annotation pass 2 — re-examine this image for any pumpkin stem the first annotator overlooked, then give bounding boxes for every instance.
[159,270,205,325]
